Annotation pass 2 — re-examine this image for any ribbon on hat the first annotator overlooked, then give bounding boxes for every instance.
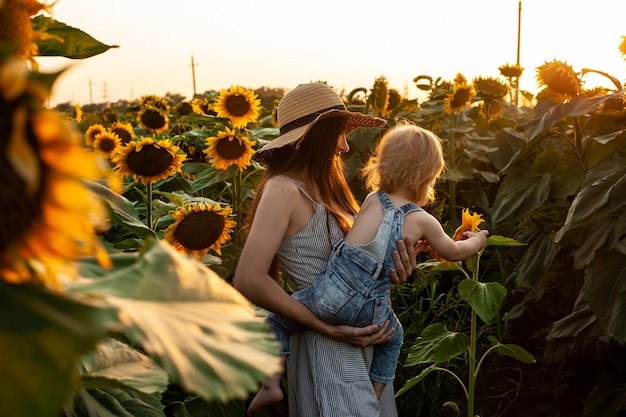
[279,105,346,135]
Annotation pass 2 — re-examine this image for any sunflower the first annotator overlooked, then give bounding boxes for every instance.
[452,209,484,241]
[498,63,524,79]
[85,123,106,146]
[536,59,581,97]
[213,85,261,129]
[138,106,169,133]
[139,94,170,112]
[109,121,135,144]
[436,209,484,266]
[473,76,509,101]
[619,36,626,60]
[444,82,476,114]
[164,201,236,258]
[203,127,255,172]
[112,137,186,185]
[74,103,84,123]
[175,101,193,116]
[1,59,111,286]
[92,130,121,157]
[368,76,389,115]
[0,0,52,67]
[191,97,214,115]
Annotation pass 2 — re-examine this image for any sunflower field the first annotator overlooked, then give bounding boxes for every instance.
[1,2,626,417]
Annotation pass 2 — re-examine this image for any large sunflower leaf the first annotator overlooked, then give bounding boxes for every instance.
[486,336,536,364]
[491,172,550,229]
[77,338,169,395]
[405,323,469,366]
[583,251,626,345]
[527,93,620,140]
[458,279,507,324]
[68,238,282,402]
[86,181,157,240]
[486,235,527,247]
[555,168,626,242]
[0,281,117,417]
[32,15,119,59]
[65,388,165,417]
[395,364,439,396]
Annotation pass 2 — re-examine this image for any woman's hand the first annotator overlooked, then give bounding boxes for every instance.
[326,321,395,347]
[390,237,425,284]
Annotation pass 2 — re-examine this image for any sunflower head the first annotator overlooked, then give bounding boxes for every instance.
[368,76,389,114]
[85,123,106,146]
[213,85,262,129]
[191,97,215,115]
[92,130,121,157]
[164,201,237,258]
[138,106,169,133]
[109,121,135,144]
[112,137,186,185]
[139,94,170,113]
[536,59,582,97]
[175,101,193,116]
[444,82,476,114]
[620,36,626,61]
[0,0,50,65]
[387,88,403,112]
[473,76,509,101]
[452,209,484,241]
[1,59,112,286]
[203,127,256,172]
[498,63,524,79]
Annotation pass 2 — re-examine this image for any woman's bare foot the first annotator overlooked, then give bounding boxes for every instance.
[246,376,284,416]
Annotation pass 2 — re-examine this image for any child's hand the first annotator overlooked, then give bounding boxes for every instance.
[463,230,489,249]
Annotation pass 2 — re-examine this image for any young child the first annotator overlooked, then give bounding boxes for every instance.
[247,122,488,415]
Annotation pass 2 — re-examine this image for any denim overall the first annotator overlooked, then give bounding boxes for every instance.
[268,190,422,384]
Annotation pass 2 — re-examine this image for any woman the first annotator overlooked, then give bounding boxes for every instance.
[233,82,417,417]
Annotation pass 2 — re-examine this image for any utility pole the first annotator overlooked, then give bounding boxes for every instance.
[190,55,198,98]
[515,0,522,106]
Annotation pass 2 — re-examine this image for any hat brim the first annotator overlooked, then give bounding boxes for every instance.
[252,109,385,163]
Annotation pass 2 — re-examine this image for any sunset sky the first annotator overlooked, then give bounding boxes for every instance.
[38,0,626,106]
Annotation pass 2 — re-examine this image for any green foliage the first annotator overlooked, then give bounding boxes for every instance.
[32,15,119,59]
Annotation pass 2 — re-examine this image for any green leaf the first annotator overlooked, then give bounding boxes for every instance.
[68,238,282,402]
[487,336,536,364]
[527,93,621,139]
[395,364,438,396]
[0,281,117,417]
[458,279,507,323]
[486,235,527,247]
[491,172,550,229]
[65,388,165,417]
[78,339,169,394]
[86,181,157,240]
[443,401,461,413]
[32,16,119,59]
[583,251,626,344]
[555,168,626,242]
[405,323,469,366]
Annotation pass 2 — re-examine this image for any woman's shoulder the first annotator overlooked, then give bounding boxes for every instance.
[264,175,301,195]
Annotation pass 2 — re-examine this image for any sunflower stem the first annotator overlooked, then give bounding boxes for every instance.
[232,170,242,246]
[146,182,153,230]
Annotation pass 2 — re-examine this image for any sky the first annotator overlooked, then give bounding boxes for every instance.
[38,0,626,107]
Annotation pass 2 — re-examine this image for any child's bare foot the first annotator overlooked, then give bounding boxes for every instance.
[246,380,283,416]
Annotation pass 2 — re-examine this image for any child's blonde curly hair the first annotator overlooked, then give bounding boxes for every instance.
[362,121,445,205]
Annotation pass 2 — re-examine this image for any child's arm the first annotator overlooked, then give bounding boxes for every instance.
[417,211,488,261]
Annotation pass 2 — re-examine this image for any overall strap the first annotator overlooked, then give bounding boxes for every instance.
[376,189,422,215]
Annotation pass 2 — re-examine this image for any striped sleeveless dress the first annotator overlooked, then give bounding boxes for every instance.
[277,179,398,417]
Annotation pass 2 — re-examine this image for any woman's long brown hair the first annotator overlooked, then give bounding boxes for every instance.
[243,116,360,278]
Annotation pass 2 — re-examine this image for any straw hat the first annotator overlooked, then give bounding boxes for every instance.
[252,82,385,163]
